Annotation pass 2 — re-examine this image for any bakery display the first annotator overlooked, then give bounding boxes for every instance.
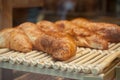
[0,18,120,61]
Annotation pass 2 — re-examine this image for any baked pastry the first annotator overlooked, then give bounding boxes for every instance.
[71,18,120,42]
[0,28,32,52]
[35,31,77,60]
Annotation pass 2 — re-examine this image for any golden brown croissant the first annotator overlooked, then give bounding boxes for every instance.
[17,22,43,48]
[0,28,32,52]
[71,18,120,42]
[35,31,77,61]
[18,22,77,61]
[55,20,108,49]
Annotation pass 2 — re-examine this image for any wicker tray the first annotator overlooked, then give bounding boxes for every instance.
[0,43,120,80]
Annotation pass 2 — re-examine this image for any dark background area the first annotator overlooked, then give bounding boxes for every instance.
[13,0,120,26]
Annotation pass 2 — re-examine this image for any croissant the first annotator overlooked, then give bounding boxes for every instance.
[35,31,77,61]
[17,22,43,48]
[18,22,77,61]
[55,20,108,49]
[0,28,32,52]
[71,18,120,42]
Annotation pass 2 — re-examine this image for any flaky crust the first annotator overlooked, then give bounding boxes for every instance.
[17,22,43,47]
[0,28,13,48]
[37,20,58,32]
[9,28,32,52]
[35,31,77,61]
[71,18,120,42]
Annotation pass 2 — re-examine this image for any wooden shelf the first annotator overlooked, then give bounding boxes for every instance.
[0,0,44,29]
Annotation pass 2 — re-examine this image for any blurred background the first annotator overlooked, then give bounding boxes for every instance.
[12,0,120,26]
[0,0,120,80]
